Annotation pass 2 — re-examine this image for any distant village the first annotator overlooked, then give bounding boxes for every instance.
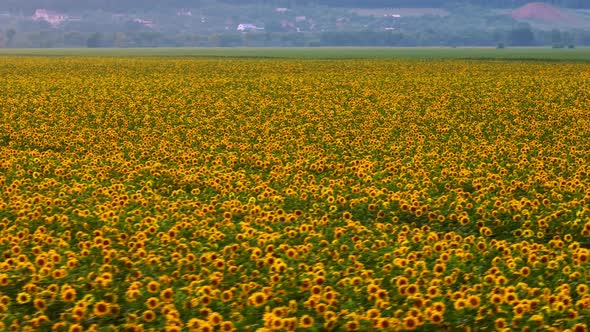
[31,9,157,29]
[1,2,590,48]
[3,6,400,33]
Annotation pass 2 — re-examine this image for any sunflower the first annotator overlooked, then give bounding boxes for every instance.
[433,263,446,275]
[16,292,32,304]
[403,316,417,330]
[270,317,285,330]
[187,318,208,330]
[200,295,212,306]
[208,312,223,326]
[494,318,506,329]
[219,321,235,332]
[93,301,110,317]
[311,285,322,296]
[248,292,267,307]
[52,269,68,279]
[504,292,517,304]
[345,320,360,331]
[527,314,543,328]
[146,297,160,309]
[272,307,287,318]
[427,286,440,298]
[406,284,419,296]
[270,274,281,283]
[142,310,156,322]
[299,315,314,328]
[164,325,182,332]
[35,256,47,268]
[32,315,49,328]
[109,303,121,316]
[490,294,503,305]
[429,311,443,324]
[366,308,380,320]
[467,295,481,308]
[396,276,409,288]
[126,288,141,301]
[431,301,446,313]
[72,306,86,321]
[199,323,214,332]
[160,288,174,302]
[147,281,160,293]
[323,291,336,303]
[453,299,467,310]
[52,322,66,331]
[300,279,311,291]
[370,317,388,329]
[220,290,233,302]
[69,324,83,332]
[34,298,47,311]
[61,287,77,302]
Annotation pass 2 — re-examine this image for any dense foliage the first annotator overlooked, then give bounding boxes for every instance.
[223,0,590,9]
[1,57,590,331]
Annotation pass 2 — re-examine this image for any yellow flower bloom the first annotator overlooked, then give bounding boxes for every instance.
[16,292,31,304]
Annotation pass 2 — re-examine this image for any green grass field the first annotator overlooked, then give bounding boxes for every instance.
[0,47,589,61]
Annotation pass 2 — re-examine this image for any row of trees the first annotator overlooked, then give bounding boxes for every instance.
[4,27,589,48]
[223,0,590,8]
[0,28,16,46]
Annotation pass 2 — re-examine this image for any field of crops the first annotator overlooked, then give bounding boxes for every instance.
[1,56,590,331]
[1,47,590,61]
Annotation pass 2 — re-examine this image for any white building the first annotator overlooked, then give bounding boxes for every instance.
[134,18,157,29]
[237,24,263,32]
[32,9,68,26]
[177,9,192,17]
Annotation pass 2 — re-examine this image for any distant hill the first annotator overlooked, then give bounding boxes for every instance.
[511,2,590,29]
[512,2,571,20]
[222,0,589,9]
[1,0,589,12]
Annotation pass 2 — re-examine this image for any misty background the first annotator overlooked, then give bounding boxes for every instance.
[1,0,590,48]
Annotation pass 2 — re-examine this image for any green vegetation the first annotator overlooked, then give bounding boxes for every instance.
[1,47,590,61]
[2,0,590,48]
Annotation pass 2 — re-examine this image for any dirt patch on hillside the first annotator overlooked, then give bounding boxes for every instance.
[511,2,571,21]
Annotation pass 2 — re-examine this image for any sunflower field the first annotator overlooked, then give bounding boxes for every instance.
[1,56,590,331]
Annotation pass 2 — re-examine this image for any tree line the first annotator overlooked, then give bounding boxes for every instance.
[5,27,589,48]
